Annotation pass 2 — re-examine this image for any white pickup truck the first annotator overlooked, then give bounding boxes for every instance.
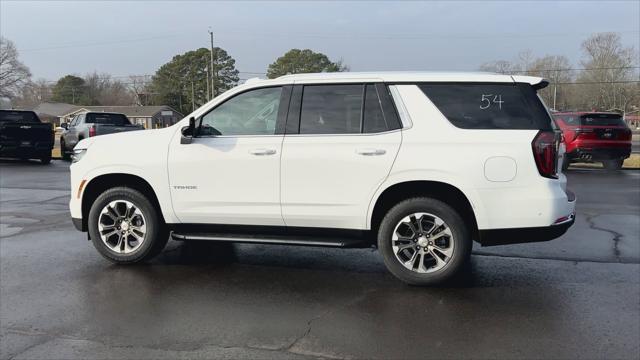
[69,72,576,285]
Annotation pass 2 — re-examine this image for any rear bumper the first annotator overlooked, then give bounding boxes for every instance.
[566,147,631,161]
[478,215,575,246]
[0,142,53,159]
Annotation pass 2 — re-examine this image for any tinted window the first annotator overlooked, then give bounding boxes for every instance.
[419,83,552,130]
[0,110,40,123]
[200,87,282,136]
[86,113,130,126]
[300,85,363,134]
[363,85,388,133]
[554,115,580,126]
[581,114,626,127]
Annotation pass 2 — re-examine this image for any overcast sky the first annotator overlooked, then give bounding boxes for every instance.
[1,1,638,81]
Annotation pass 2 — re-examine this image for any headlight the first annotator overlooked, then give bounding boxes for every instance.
[71,148,87,163]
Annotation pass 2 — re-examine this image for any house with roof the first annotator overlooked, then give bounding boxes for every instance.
[32,102,184,129]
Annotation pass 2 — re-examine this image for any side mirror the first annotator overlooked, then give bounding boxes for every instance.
[181,117,196,144]
[60,123,68,130]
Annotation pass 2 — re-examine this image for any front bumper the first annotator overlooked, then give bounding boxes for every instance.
[566,147,631,161]
[72,217,85,232]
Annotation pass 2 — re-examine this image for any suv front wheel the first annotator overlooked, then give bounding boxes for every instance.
[378,198,471,286]
[88,187,168,264]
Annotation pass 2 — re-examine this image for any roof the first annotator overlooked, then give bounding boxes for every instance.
[78,105,182,117]
[30,103,183,118]
[32,102,81,117]
[269,71,546,87]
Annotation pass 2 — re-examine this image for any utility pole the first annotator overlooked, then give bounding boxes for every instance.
[191,81,195,112]
[208,28,216,99]
[205,66,210,101]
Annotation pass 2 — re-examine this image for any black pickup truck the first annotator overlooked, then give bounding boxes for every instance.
[0,110,54,164]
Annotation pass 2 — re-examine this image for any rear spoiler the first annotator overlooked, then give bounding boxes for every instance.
[511,75,549,90]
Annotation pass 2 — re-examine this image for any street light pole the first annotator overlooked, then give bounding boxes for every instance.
[208,29,215,99]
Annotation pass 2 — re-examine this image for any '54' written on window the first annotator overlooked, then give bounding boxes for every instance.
[480,94,504,110]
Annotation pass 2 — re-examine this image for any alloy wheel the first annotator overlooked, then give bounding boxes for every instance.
[98,200,147,254]
[391,212,455,273]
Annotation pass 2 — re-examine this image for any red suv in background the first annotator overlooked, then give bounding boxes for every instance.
[553,112,632,170]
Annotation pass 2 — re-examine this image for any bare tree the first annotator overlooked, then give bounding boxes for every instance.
[577,32,638,113]
[527,55,574,110]
[128,75,153,106]
[479,60,521,74]
[12,78,53,108]
[0,37,32,99]
[83,72,135,105]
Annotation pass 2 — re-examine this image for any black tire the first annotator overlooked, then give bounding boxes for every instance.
[603,159,624,171]
[88,187,168,264]
[377,197,471,286]
[60,140,70,161]
[40,155,51,164]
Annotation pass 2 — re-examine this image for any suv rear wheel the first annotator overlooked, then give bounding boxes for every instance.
[603,159,624,171]
[378,197,471,286]
[88,187,168,264]
[60,140,70,161]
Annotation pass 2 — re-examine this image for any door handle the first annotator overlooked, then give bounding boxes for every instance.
[249,148,276,156]
[356,148,386,156]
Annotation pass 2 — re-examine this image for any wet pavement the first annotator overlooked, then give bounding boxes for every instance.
[1,160,639,359]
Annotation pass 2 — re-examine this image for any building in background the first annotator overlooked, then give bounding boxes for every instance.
[32,102,183,129]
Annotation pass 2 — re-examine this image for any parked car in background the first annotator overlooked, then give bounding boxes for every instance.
[0,110,54,164]
[60,112,144,160]
[553,112,632,170]
[68,72,576,286]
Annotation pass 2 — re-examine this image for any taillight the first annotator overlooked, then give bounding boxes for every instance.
[532,130,559,179]
[572,127,593,141]
[89,125,96,137]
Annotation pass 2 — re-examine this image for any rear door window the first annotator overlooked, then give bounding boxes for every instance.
[299,85,363,134]
[85,113,130,125]
[419,83,553,130]
[363,84,389,133]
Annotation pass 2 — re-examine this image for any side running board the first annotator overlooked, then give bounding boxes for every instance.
[170,232,363,248]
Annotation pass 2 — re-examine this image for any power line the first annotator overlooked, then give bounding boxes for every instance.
[19,29,639,52]
[501,66,640,73]
[553,80,639,85]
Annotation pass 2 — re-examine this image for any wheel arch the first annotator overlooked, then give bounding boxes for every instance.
[80,173,164,231]
[368,180,481,242]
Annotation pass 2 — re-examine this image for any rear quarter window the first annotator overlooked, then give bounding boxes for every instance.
[419,83,552,130]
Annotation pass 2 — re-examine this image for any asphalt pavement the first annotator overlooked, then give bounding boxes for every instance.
[1,160,639,359]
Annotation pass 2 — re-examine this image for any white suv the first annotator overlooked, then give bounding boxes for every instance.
[69,72,576,285]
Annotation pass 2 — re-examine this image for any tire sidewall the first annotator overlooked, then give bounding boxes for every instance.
[88,187,163,263]
[60,140,70,161]
[378,198,471,286]
[604,159,623,171]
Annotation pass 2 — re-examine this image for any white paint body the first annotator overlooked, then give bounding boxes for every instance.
[70,72,575,232]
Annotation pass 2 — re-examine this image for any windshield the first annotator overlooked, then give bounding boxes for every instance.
[85,113,130,125]
[0,110,41,123]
